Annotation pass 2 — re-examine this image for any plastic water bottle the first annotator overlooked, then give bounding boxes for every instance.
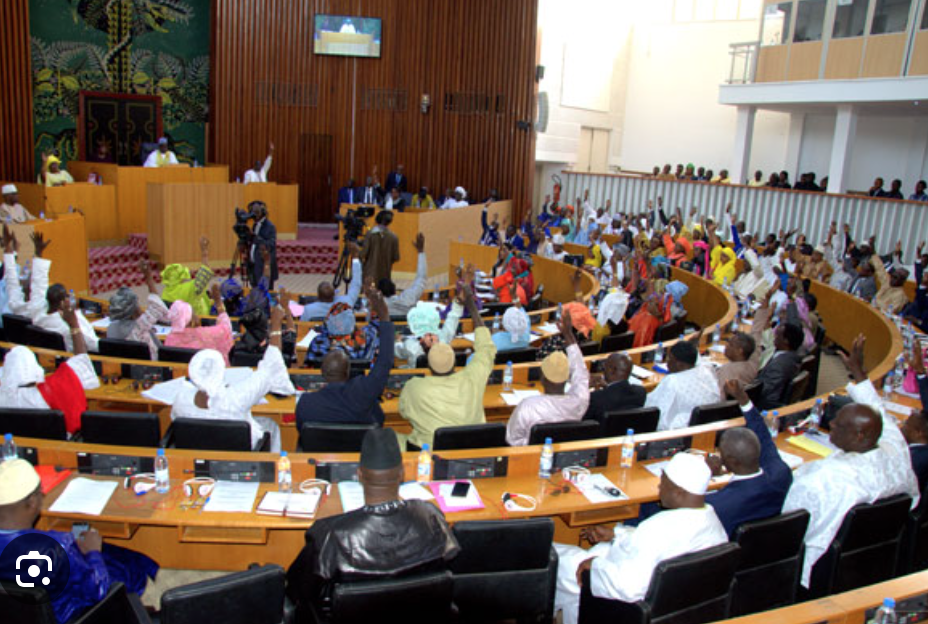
[894,356,906,389]
[712,323,722,345]
[621,429,635,468]
[503,361,513,391]
[154,448,170,494]
[556,302,563,321]
[358,295,368,313]
[277,451,292,494]
[433,284,440,302]
[767,411,780,438]
[493,313,501,332]
[2,433,17,462]
[69,289,77,309]
[417,444,432,484]
[873,597,898,624]
[539,437,554,479]
[810,399,823,428]
[655,342,665,364]
[883,371,894,396]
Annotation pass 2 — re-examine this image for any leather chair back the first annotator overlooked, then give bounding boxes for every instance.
[325,570,454,624]
[80,411,162,448]
[172,418,255,452]
[730,510,810,616]
[690,400,740,427]
[99,338,152,361]
[0,408,67,441]
[902,484,928,574]
[23,325,65,351]
[579,542,741,624]
[786,370,811,405]
[230,350,264,367]
[160,564,285,624]
[600,407,660,438]
[494,347,538,365]
[158,345,199,364]
[2,313,32,344]
[601,331,635,353]
[808,494,911,598]
[298,423,377,453]
[449,519,557,622]
[528,420,600,445]
[72,583,151,623]
[433,423,507,451]
[0,582,57,624]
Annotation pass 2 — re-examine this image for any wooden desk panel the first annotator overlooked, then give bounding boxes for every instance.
[148,183,243,266]
[44,183,119,242]
[9,215,90,294]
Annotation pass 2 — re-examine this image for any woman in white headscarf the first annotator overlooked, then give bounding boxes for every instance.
[107,261,169,359]
[170,306,293,452]
[395,296,464,368]
[492,306,531,352]
[0,301,100,435]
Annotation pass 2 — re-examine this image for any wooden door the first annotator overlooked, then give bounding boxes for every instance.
[79,91,161,165]
[298,133,333,223]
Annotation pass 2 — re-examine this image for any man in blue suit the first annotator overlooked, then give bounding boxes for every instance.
[706,379,793,537]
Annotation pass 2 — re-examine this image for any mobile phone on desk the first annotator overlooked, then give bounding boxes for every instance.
[450,482,471,499]
[71,522,90,540]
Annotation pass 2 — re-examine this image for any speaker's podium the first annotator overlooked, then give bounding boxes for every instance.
[146,183,298,267]
[9,213,89,293]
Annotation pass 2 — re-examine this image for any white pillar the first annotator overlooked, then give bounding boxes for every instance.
[730,106,756,184]
[827,105,858,194]
[783,112,806,179]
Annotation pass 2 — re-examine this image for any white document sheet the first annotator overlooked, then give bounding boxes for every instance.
[48,478,118,516]
[338,481,365,512]
[297,329,319,349]
[202,481,260,513]
[399,483,435,501]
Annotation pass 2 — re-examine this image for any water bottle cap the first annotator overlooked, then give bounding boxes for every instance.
[883,597,895,608]
[773,411,779,416]
[816,398,822,404]
[507,361,512,366]
[658,342,663,347]
[157,448,165,456]
[544,437,553,445]
[280,451,288,457]
[422,443,430,451]
[4,433,11,441]
[626,428,634,436]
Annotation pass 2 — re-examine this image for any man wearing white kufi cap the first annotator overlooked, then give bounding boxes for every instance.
[0,459,158,622]
[552,452,727,624]
[542,232,567,262]
[0,183,36,223]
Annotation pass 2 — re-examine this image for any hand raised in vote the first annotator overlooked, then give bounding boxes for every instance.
[30,232,51,258]
[60,298,79,329]
[839,333,867,384]
[413,233,425,254]
[725,379,750,407]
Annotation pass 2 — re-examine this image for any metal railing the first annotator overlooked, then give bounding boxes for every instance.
[727,41,759,84]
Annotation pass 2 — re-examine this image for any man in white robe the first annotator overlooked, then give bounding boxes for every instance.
[553,452,728,624]
[143,137,179,168]
[243,142,274,184]
[645,340,720,431]
[783,334,920,588]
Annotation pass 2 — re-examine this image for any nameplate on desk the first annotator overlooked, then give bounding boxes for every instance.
[77,452,154,477]
[433,455,508,480]
[194,459,275,483]
[636,438,690,461]
[553,448,608,471]
[290,373,326,391]
[312,461,359,483]
[123,364,172,382]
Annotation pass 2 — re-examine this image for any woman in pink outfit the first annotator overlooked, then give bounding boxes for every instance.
[164,284,235,364]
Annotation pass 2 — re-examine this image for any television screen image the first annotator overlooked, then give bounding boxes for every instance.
[314,15,382,58]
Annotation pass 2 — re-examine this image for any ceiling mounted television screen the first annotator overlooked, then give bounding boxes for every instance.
[314,15,382,58]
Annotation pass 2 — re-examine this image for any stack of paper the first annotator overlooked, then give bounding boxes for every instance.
[399,483,435,501]
[777,450,805,470]
[297,329,319,349]
[338,481,365,513]
[202,481,260,513]
[536,322,559,334]
[429,480,484,513]
[787,431,839,457]
[256,490,322,518]
[575,474,629,504]
[883,401,914,417]
[48,478,118,516]
[500,389,542,406]
[631,365,654,380]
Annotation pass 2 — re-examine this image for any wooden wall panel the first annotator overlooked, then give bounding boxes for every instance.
[0,0,34,182]
[210,0,538,224]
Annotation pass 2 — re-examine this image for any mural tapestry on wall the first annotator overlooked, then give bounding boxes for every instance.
[30,0,209,170]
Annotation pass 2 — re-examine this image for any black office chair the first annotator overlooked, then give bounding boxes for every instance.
[158,345,199,364]
[415,352,468,369]
[169,418,270,452]
[0,581,56,624]
[601,331,635,353]
[807,494,912,599]
[230,350,264,367]
[579,542,741,624]
[449,519,557,623]
[799,354,818,399]
[730,510,810,617]
[159,564,285,624]
[0,408,67,440]
[23,325,66,351]
[901,484,928,573]
[433,423,508,451]
[309,570,455,624]
[80,411,162,448]
[2,313,32,344]
[494,347,537,365]
[73,583,151,624]
[742,380,764,406]
[578,341,600,356]
[784,370,810,406]
[99,338,152,361]
[689,400,741,427]
[484,301,512,316]
[528,421,601,445]
[298,423,377,453]
[600,407,660,438]
[655,321,680,343]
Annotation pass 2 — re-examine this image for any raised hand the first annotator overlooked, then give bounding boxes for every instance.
[366,282,389,320]
[30,232,51,258]
[558,308,576,346]
[414,232,425,253]
[725,378,749,406]
[838,333,867,384]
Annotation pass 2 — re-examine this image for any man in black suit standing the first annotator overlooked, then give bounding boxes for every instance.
[583,353,646,424]
[249,200,278,289]
[384,164,407,195]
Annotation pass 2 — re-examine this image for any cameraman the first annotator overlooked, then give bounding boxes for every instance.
[249,201,278,289]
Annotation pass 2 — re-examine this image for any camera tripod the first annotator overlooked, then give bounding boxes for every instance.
[333,238,356,288]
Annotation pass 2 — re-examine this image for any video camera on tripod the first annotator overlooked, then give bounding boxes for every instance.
[233,206,255,245]
[335,206,374,243]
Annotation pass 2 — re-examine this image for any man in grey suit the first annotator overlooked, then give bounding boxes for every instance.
[756,320,804,410]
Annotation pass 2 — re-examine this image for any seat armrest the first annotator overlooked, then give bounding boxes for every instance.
[254,431,272,453]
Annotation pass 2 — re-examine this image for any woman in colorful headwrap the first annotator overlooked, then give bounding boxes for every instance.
[626,259,674,348]
[0,301,99,434]
[171,306,293,453]
[395,293,464,368]
[492,248,534,305]
[494,304,532,353]
[711,244,738,287]
[664,280,689,320]
[537,300,596,359]
[164,284,235,364]
[691,226,712,278]
[663,229,692,268]
[306,301,380,364]
[39,151,74,187]
[160,236,214,316]
[107,260,169,360]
